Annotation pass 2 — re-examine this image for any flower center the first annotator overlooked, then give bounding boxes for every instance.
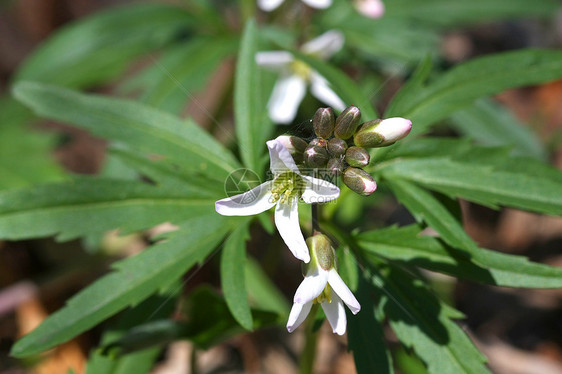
[270,172,306,204]
[290,59,312,81]
[315,284,332,304]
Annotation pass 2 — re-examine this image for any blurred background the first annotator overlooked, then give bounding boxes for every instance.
[0,0,561,373]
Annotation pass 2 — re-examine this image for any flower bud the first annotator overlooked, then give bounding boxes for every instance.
[306,233,335,271]
[343,167,377,196]
[327,157,344,176]
[345,146,370,167]
[354,117,412,148]
[276,135,308,154]
[313,107,335,139]
[334,106,361,140]
[327,138,348,156]
[304,145,329,168]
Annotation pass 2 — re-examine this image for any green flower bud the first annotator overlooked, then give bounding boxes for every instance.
[313,107,335,139]
[334,106,361,140]
[304,145,329,168]
[343,167,377,196]
[345,146,370,167]
[327,137,348,156]
[354,117,412,148]
[327,157,344,176]
[306,233,336,271]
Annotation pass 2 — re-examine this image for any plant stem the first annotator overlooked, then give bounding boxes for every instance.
[299,303,320,374]
[311,203,320,234]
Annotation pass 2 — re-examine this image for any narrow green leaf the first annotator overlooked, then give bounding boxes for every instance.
[235,20,273,173]
[11,216,231,357]
[379,157,562,215]
[15,3,193,88]
[450,99,547,160]
[357,225,562,288]
[245,257,290,315]
[13,82,240,181]
[386,49,562,136]
[0,177,216,241]
[386,137,473,160]
[221,222,253,330]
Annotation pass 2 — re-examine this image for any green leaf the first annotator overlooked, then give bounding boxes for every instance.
[386,49,562,137]
[221,221,253,330]
[0,177,216,241]
[13,82,240,181]
[294,52,378,119]
[357,225,562,288]
[367,264,490,374]
[15,3,194,88]
[245,257,290,315]
[386,137,473,160]
[450,99,547,160]
[379,157,562,215]
[11,216,231,357]
[386,179,478,251]
[235,20,273,173]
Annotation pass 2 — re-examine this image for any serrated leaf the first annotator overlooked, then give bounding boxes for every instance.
[13,82,240,181]
[450,99,547,160]
[357,225,562,288]
[0,177,216,241]
[221,221,253,330]
[386,49,562,137]
[379,157,562,215]
[235,20,274,173]
[367,264,490,374]
[15,3,194,89]
[11,216,231,357]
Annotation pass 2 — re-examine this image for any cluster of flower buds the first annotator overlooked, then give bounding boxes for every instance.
[278,106,411,196]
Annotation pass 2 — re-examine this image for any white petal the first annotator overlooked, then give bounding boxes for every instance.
[328,269,360,314]
[287,301,313,332]
[258,0,285,11]
[310,73,346,111]
[215,181,275,216]
[266,139,300,175]
[301,30,344,59]
[294,270,329,303]
[274,199,310,263]
[355,0,385,19]
[268,74,307,124]
[255,51,294,70]
[301,0,332,10]
[301,175,340,204]
[375,117,413,145]
[321,294,346,335]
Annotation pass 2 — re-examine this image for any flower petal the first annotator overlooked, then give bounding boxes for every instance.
[301,30,344,59]
[301,0,332,10]
[301,175,340,204]
[294,270,329,303]
[274,199,310,262]
[328,269,360,314]
[321,293,347,335]
[266,139,300,175]
[215,181,275,216]
[258,0,285,11]
[267,74,307,124]
[355,0,385,19]
[310,73,346,111]
[255,51,294,70]
[286,301,313,333]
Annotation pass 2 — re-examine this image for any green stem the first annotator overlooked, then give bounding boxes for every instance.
[311,203,320,234]
[240,0,256,22]
[299,303,320,374]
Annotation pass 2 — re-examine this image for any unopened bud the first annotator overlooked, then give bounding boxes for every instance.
[334,106,361,140]
[354,117,412,148]
[327,138,348,156]
[327,158,344,176]
[276,135,308,154]
[343,167,377,196]
[345,146,370,167]
[304,145,329,168]
[306,233,335,271]
[313,107,335,139]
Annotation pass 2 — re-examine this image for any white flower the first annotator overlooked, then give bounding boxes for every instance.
[215,140,340,263]
[354,0,385,19]
[256,30,346,124]
[258,0,332,12]
[287,234,360,335]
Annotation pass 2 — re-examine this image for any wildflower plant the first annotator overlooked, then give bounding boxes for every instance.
[1,0,562,373]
